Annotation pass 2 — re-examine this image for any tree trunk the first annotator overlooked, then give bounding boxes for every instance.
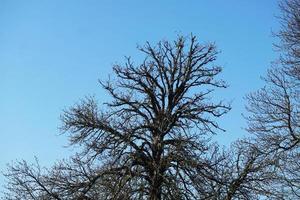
[149,135,162,200]
[149,178,162,200]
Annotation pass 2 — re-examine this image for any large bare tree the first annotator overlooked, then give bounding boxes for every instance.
[3,35,231,200]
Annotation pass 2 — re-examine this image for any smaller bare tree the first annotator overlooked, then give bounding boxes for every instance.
[246,67,300,198]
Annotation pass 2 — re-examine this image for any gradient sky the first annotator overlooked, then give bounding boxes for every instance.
[0,0,280,191]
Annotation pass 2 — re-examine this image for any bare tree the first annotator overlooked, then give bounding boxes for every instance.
[246,67,300,151]
[246,67,300,198]
[3,35,231,200]
[243,0,300,198]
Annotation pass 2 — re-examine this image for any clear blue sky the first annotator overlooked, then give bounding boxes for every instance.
[0,0,279,190]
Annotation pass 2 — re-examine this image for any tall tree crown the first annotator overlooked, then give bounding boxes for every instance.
[3,35,231,200]
[60,35,230,199]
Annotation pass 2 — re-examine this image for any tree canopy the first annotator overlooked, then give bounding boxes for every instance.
[4,0,300,199]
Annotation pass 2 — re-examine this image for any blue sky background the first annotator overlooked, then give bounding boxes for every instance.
[0,0,280,191]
